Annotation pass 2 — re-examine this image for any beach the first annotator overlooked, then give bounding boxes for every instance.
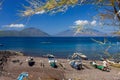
[0,51,120,80]
[0,0,120,80]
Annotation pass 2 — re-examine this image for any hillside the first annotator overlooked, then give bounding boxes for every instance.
[0,28,50,37]
[56,28,107,37]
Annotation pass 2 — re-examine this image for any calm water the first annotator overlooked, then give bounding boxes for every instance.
[0,37,120,58]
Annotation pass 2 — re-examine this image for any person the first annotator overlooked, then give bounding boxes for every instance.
[102,59,110,71]
[90,59,110,72]
[103,59,107,67]
[28,57,35,67]
[92,60,97,68]
[40,60,45,68]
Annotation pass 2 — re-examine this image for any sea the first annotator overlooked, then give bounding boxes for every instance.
[0,37,120,59]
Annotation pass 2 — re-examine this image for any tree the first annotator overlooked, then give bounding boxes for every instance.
[21,0,120,18]
[21,0,120,34]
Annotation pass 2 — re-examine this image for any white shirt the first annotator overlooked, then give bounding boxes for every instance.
[103,61,107,67]
[92,61,96,65]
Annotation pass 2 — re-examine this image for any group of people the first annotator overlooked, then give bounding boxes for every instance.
[25,56,111,72]
[91,59,110,72]
[26,57,45,68]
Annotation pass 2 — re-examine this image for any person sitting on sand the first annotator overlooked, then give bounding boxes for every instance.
[91,60,97,68]
[28,57,35,67]
[103,59,107,67]
[102,59,110,71]
[90,60,110,72]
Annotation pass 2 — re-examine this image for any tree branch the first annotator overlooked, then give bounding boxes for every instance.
[113,6,120,21]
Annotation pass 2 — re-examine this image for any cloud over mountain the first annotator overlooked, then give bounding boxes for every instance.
[74,20,89,26]
[72,20,97,35]
[74,20,97,27]
[3,24,25,28]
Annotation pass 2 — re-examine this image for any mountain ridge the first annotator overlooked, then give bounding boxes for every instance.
[0,27,118,37]
[56,28,108,37]
[0,27,50,37]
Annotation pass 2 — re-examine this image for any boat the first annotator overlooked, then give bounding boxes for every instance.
[68,52,87,70]
[47,54,57,68]
[107,60,120,68]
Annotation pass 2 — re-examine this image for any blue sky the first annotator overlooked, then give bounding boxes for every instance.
[0,0,118,34]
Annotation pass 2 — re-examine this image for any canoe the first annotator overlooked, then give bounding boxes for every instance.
[109,63,120,68]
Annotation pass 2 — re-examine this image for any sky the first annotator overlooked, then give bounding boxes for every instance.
[0,0,119,35]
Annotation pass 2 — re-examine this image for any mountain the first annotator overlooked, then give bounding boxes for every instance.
[56,28,107,37]
[19,28,49,37]
[0,27,50,37]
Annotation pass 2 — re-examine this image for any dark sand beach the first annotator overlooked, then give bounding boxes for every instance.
[0,51,120,80]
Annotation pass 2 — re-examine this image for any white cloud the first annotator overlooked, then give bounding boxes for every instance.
[74,20,89,26]
[3,24,25,28]
[73,20,89,35]
[74,20,97,26]
[73,20,97,35]
[91,20,96,26]
[35,10,45,15]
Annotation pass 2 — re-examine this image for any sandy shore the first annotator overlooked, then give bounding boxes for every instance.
[0,51,120,80]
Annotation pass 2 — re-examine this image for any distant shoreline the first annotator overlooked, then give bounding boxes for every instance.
[0,36,120,37]
[0,50,119,61]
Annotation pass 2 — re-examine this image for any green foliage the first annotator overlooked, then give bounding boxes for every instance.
[21,0,80,16]
[21,0,118,15]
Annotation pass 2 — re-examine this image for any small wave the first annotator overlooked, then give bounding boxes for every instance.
[0,44,4,46]
[40,42,52,44]
[117,42,120,45]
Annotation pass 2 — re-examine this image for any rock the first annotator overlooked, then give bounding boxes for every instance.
[0,50,23,76]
